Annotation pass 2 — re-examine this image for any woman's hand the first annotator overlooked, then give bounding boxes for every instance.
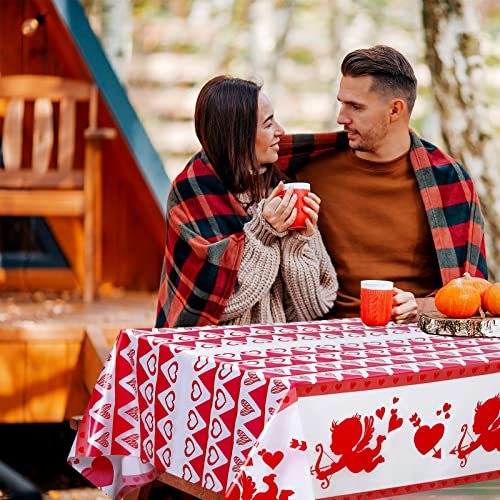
[300,192,321,237]
[263,182,297,232]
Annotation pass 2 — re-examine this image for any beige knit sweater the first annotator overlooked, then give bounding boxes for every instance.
[220,200,338,325]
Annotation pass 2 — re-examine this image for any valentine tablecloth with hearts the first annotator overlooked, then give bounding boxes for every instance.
[68,319,500,499]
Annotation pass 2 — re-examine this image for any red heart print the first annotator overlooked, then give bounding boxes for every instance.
[163,420,173,440]
[219,364,233,380]
[145,412,154,432]
[211,419,223,439]
[393,397,399,404]
[232,456,244,472]
[145,439,154,458]
[162,447,171,467]
[207,446,220,466]
[414,423,444,455]
[144,383,154,404]
[240,399,255,417]
[191,380,202,401]
[244,372,260,385]
[95,432,110,448]
[194,356,209,372]
[215,389,227,410]
[127,378,137,393]
[204,473,216,490]
[262,450,284,470]
[167,362,178,383]
[165,391,175,412]
[182,464,193,482]
[126,349,136,366]
[187,410,199,430]
[271,380,287,394]
[81,456,114,487]
[125,406,139,421]
[184,437,196,457]
[146,354,157,375]
[388,412,403,432]
[443,402,451,412]
[97,373,112,390]
[376,407,385,420]
[123,433,139,449]
[236,429,251,445]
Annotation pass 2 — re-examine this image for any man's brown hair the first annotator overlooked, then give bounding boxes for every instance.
[341,45,417,113]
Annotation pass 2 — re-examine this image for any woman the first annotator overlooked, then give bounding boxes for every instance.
[155,76,337,327]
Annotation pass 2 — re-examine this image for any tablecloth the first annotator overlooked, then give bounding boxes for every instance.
[68,319,500,499]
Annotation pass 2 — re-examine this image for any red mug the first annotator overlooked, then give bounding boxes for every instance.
[279,182,310,230]
[360,280,394,327]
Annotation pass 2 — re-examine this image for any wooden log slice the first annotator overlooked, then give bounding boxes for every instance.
[419,311,500,338]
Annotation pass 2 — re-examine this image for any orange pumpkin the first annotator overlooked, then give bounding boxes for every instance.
[483,283,500,316]
[446,272,491,307]
[435,283,481,318]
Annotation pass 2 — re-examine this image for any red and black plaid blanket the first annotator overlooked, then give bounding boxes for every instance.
[155,152,250,328]
[156,130,487,328]
[277,130,488,284]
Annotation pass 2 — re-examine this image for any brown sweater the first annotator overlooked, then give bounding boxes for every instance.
[297,148,441,318]
[220,200,338,325]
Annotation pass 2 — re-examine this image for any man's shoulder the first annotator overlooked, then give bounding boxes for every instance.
[410,132,470,179]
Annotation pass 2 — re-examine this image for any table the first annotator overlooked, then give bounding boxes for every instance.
[68,319,500,499]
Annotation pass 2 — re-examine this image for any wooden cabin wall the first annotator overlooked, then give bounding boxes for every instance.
[0,0,165,291]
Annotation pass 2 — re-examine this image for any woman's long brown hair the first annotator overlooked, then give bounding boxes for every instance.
[194,75,286,206]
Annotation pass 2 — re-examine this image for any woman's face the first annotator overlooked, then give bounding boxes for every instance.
[255,92,284,165]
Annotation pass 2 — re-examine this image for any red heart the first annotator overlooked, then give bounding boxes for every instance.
[123,433,139,449]
[215,389,227,410]
[95,432,110,448]
[194,356,209,371]
[271,380,287,394]
[393,397,399,404]
[81,456,114,487]
[376,407,385,420]
[211,419,223,439]
[244,372,260,385]
[163,420,173,440]
[443,402,451,412]
[236,429,251,445]
[240,399,255,417]
[414,423,444,455]
[165,391,175,411]
[207,446,220,466]
[95,403,111,419]
[184,437,195,457]
[191,380,202,401]
[187,410,199,430]
[388,413,403,432]
[146,353,157,375]
[262,450,284,470]
[167,361,178,383]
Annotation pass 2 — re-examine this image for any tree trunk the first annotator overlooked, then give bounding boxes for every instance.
[101,0,133,83]
[248,0,294,96]
[422,0,500,280]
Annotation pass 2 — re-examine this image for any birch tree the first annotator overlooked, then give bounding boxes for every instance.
[422,0,500,279]
[101,0,133,83]
[80,0,133,83]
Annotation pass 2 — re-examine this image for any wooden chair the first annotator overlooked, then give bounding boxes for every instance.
[0,75,115,302]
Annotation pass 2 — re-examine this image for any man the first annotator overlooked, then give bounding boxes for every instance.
[277,45,487,323]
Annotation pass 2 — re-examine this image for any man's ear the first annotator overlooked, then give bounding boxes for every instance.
[389,98,406,122]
